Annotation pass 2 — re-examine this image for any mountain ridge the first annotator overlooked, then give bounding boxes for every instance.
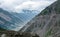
[20,0,60,37]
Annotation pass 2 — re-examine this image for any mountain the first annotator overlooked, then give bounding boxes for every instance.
[0,8,39,31]
[0,8,23,31]
[20,0,60,37]
[12,9,38,22]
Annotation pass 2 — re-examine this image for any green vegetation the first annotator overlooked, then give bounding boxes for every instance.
[38,0,60,16]
[55,4,60,14]
[45,29,52,37]
[38,7,52,16]
[57,1,60,13]
[40,9,49,15]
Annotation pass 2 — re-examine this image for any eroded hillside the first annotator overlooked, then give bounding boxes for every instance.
[21,0,60,37]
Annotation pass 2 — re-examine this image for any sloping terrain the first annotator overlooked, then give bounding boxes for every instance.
[20,0,60,37]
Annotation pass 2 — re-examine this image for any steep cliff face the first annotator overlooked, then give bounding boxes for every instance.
[21,0,60,37]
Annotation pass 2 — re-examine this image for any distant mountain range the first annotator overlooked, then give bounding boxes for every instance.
[0,8,22,30]
[0,8,39,31]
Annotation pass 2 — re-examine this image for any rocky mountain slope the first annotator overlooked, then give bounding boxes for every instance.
[20,0,60,37]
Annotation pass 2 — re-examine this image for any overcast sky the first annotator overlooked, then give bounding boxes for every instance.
[0,0,57,13]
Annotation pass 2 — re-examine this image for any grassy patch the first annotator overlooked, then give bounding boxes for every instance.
[45,29,52,37]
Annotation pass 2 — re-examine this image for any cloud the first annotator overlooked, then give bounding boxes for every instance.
[14,1,56,13]
[0,0,57,12]
[0,0,26,11]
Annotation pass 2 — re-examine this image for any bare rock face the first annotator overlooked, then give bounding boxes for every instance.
[20,0,60,37]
